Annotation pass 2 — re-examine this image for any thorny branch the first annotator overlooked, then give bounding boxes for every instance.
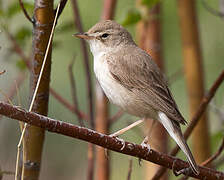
[0,102,224,179]
[152,70,224,180]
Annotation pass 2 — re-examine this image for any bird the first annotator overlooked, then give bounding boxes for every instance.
[74,20,199,175]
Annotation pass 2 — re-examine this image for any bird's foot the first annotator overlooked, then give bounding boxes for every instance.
[139,136,151,166]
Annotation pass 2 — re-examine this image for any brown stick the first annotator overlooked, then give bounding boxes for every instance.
[71,0,94,128]
[70,1,95,179]
[22,0,54,178]
[18,0,33,23]
[136,2,168,180]
[95,1,117,180]
[152,70,224,180]
[68,58,85,126]
[178,138,224,180]
[5,30,88,124]
[49,88,88,121]
[0,102,224,179]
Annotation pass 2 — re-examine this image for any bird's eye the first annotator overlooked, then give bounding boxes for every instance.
[101,33,109,38]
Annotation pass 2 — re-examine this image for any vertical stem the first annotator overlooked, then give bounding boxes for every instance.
[95,1,117,180]
[177,0,210,163]
[22,0,54,179]
[70,1,95,180]
[136,3,168,179]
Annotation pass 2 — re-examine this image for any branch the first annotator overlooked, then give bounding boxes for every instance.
[68,58,85,126]
[152,70,224,179]
[18,0,33,23]
[49,88,88,121]
[71,0,94,128]
[0,102,224,179]
[54,0,68,19]
[202,0,224,18]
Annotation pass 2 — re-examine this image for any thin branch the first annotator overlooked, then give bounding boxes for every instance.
[49,88,88,121]
[54,0,68,19]
[1,102,224,179]
[5,31,31,68]
[202,0,224,18]
[18,0,33,23]
[0,72,26,121]
[71,0,94,128]
[5,30,88,124]
[127,158,133,180]
[68,58,85,126]
[201,138,224,167]
[152,70,224,180]
[178,138,224,180]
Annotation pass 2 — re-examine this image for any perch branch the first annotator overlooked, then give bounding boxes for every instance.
[152,70,224,179]
[18,0,33,23]
[0,102,223,179]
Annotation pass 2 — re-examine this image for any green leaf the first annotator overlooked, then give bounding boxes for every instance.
[15,27,31,44]
[120,9,142,26]
[141,0,160,8]
[16,59,27,71]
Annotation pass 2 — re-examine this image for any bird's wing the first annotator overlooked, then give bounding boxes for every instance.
[107,47,187,125]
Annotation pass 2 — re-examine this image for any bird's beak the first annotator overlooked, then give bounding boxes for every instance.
[73,32,93,40]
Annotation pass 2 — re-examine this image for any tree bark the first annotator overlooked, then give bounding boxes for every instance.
[22,0,54,179]
[136,2,168,179]
[177,0,210,163]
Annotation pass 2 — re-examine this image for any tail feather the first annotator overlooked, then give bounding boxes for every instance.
[158,112,199,175]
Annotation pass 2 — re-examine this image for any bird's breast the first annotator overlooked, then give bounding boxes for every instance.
[93,54,132,109]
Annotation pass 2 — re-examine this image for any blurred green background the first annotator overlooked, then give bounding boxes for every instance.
[0,0,224,179]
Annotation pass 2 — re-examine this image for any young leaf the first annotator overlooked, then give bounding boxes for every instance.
[119,9,142,26]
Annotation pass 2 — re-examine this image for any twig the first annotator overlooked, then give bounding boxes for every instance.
[1,102,224,179]
[201,138,224,167]
[202,0,224,18]
[54,0,68,19]
[0,72,26,121]
[101,0,117,20]
[5,29,88,123]
[178,138,224,180]
[68,58,85,126]
[71,0,94,128]
[127,158,133,180]
[5,31,31,68]
[18,0,33,23]
[50,88,88,121]
[152,70,224,180]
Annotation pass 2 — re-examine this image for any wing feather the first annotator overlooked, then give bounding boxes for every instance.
[107,46,187,125]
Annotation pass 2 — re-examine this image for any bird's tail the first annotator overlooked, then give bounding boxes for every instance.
[158,112,199,175]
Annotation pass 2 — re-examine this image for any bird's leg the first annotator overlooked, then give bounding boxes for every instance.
[139,119,156,165]
[105,119,144,156]
[109,119,144,137]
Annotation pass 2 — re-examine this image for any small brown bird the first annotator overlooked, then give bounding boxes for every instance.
[75,20,199,174]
